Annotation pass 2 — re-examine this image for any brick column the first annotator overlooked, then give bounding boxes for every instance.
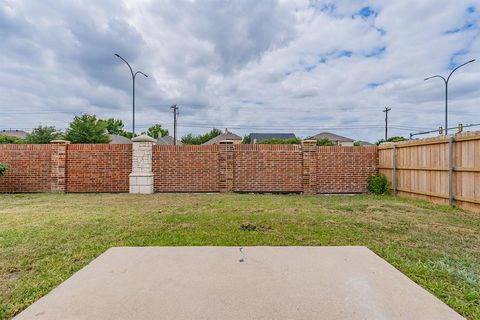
[302,140,317,195]
[130,135,156,194]
[219,140,234,192]
[50,140,70,192]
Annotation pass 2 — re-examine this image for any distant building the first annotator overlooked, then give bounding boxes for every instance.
[248,133,296,144]
[157,136,182,145]
[203,129,242,145]
[357,140,374,146]
[109,134,132,144]
[0,129,28,139]
[309,132,355,146]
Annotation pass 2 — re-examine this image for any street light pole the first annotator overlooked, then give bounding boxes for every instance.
[114,53,148,136]
[424,59,475,135]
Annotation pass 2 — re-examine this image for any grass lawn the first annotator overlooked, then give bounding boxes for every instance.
[0,193,479,319]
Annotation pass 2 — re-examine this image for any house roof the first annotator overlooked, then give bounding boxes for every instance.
[309,132,355,142]
[249,133,296,143]
[109,134,132,144]
[0,129,28,139]
[358,140,374,146]
[157,136,182,145]
[203,129,242,145]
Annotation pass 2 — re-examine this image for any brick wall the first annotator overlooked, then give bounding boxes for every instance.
[233,144,303,193]
[65,144,131,192]
[0,143,378,193]
[0,144,52,192]
[153,145,220,192]
[317,146,378,193]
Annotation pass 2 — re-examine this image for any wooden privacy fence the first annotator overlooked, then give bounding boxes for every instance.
[378,131,480,212]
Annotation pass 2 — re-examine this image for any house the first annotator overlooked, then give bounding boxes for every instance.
[248,133,296,144]
[157,135,182,145]
[357,140,374,146]
[109,134,132,144]
[203,129,242,145]
[309,132,355,146]
[0,129,28,139]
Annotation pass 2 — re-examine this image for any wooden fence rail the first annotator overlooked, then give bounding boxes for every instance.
[378,131,480,212]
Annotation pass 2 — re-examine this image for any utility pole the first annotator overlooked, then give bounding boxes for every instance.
[383,107,391,141]
[170,104,179,145]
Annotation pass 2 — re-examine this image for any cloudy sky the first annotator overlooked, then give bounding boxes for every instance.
[1,0,479,142]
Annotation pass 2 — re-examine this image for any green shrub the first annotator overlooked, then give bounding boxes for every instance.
[367,174,389,195]
[0,163,7,176]
[0,136,25,144]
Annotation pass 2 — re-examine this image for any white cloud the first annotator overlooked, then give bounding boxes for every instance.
[0,0,479,141]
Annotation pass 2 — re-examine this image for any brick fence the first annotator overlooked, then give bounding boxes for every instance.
[0,139,378,194]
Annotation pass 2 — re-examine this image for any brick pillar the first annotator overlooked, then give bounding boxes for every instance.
[50,140,70,192]
[302,140,317,195]
[219,140,234,192]
[130,135,156,194]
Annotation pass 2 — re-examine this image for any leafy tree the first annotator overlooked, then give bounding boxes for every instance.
[241,135,250,144]
[258,137,302,144]
[316,138,335,146]
[375,136,407,145]
[144,124,169,139]
[0,163,6,176]
[181,128,222,145]
[64,114,110,144]
[25,126,60,144]
[103,118,125,135]
[0,136,24,144]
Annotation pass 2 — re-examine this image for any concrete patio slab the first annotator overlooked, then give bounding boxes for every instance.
[14,246,463,320]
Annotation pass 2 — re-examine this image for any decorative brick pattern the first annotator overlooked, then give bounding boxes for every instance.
[50,140,69,192]
[219,141,234,192]
[153,145,220,192]
[66,144,131,193]
[0,144,51,192]
[0,143,378,194]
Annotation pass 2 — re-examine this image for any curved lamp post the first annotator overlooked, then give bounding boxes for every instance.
[114,53,148,136]
[424,59,475,135]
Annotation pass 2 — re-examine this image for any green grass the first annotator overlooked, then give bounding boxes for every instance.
[0,193,479,319]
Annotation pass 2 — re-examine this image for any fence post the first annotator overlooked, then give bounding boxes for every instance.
[302,140,318,195]
[130,135,156,194]
[50,140,70,192]
[448,136,454,206]
[392,145,397,197]
[218,140,234,192]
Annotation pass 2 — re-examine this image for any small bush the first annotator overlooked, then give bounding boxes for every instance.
[0,163,7,176]
[367,174,389,195]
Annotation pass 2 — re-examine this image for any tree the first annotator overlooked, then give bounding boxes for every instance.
[258,137,302,144]
[0,163,6,176]
[181,128,222,145]
[144,124,169,139]
[25,126,60,144]
[64,114,110,144]
[0,136,24,144]
[241,135,250,144]
[316,138,335,146]
[103,118,125,135]
[375,136,407,145]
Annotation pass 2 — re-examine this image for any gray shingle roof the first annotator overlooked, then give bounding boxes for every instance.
[109,134,132,144]
[309,132,354,142]
[249,133,296,143]
[0,130,28,139]
[157,136,182,145]
[203,129,242,145]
